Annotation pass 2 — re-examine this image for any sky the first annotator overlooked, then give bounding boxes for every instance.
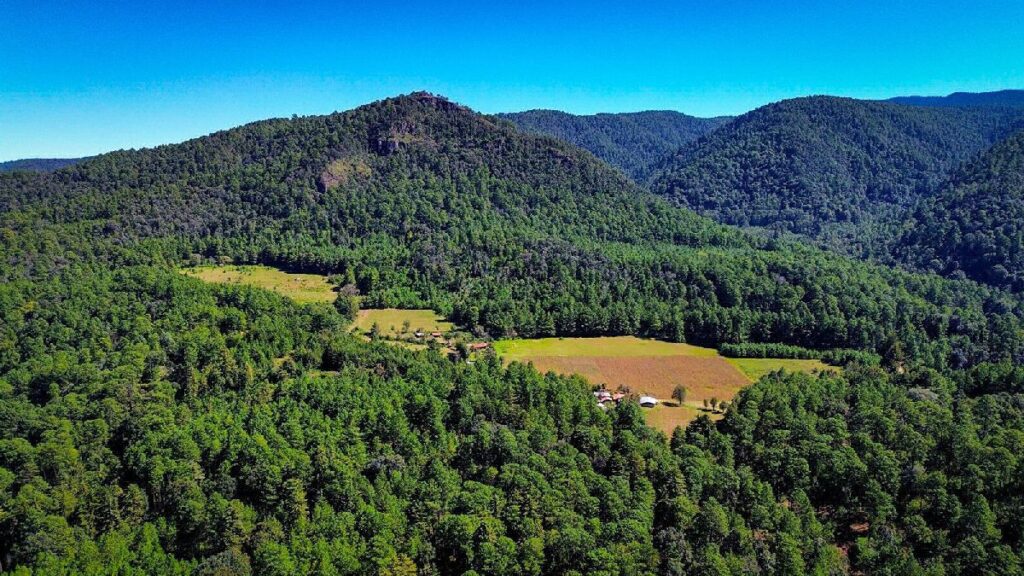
[2,0,1023,161]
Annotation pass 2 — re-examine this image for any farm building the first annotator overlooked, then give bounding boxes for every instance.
[639,396,658,408]
[469,342,491,350]
[594,389,629,407]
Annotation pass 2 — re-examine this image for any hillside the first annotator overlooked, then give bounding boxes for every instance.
[4,92,1023,366]
[498,109,730,180]
[4,92,1024,574]
[896,129,1024,290]
[890,89,1024,108]
[649,96,1024,255]
[0,157,84,173]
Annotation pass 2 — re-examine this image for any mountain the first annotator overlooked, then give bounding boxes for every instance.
[896,129,1024,290]
[889,89,1024,108]
[498,109,731,180]
[4,92,1020,363]
[650,96,1024,254]
[4,92,1024,574]
[0,157,84,172]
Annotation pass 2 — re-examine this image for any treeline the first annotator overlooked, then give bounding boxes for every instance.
[718,342,881,366]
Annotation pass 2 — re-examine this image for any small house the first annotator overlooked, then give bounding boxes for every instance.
[469,342,491,351]
[639,396,658,408]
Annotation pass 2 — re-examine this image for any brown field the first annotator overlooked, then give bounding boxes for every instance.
[498,336,829,436]
[525,355,750,402]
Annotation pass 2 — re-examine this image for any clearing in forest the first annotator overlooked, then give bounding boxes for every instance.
[353,309,454,339]
[494,336,831,435]
[181,265,336,304]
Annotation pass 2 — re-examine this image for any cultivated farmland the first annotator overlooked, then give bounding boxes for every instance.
[494,336,832,434]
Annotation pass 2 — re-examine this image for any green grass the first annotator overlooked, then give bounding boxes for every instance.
[181,265,336,304]
[493,335,719,361]
[644,403,710,435]
[725,357,832,381]
[353,309,453,338]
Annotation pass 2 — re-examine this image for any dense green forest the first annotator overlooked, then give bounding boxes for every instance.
[895,129,1024,291]
[498,110,730,180]
[649,96,1024,256]
[3,267,1023,574]
[3,93,1023,369]
[3,92,1024,574]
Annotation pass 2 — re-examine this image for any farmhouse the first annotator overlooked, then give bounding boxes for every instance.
[594,389,630,408]
[469,342,491,350]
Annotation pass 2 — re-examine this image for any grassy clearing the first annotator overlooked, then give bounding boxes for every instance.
[725,357,831,381]
[494,336,719,360]
[645,403,723,436]
[353,309,453,339]
[181,265,336,304]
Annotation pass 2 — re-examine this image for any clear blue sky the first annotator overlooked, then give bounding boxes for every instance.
[2,0,1023,161]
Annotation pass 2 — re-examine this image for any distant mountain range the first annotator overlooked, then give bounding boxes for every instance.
[6,89,1024,293]
[888,89,1024,108]
[648,95,1024,257]
[0,157,86,172]
[498,109,731,180]
[495,90,1024,293]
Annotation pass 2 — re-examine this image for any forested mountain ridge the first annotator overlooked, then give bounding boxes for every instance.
[889,89,1024,108]
[896,128,1024,290]
[649,96,1024,256]
[3,92,1024,574]
[4,92,1024,369]
[498,109,731,180]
